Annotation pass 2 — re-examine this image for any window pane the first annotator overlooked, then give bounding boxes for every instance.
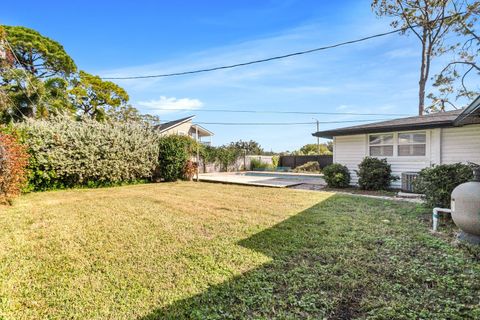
[369,134,393,145]
[398,133,411,144]
[412,133,426,143]
[370,145,393,157]
[398,144,426,156]
[398,132,426,144]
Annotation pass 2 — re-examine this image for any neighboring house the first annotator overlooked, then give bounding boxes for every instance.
[313,96,480,188]
[155,115,213,145]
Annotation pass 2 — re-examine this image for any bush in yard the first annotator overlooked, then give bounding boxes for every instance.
[323,163,350,188]
[0,133,29,203]
[356,157,397,190]
[271,155,279,168]
[413,163,474,208]
[157,135,198,182]
[184,160,198,181]
[15,115,160,190]
[293,161,320,173]
[250,158,271,170]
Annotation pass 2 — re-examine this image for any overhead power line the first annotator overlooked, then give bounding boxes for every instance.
[102,29,404,80]
[149,107,412,116]
[101,13,462,80]
[192,119,392,126]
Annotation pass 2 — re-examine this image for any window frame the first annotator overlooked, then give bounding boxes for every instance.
[397,131,427,157]
[367,131,428,159]
[368,133,394,157]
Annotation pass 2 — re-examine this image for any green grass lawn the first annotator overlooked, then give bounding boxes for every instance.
[0,182,479,319]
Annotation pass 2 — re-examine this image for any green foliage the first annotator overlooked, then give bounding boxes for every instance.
[323,163,351,188]
[413,163,474,208]
[356,157,397,190]
[2,25,76,78]
[69,71,129,121]
[229,140,264,155]
[293,161,320,173]
[15,115,160,190]
[297,143,333,155]
[157,135,198,182]
[271,155,279,168]
[215,145,241,171]
[250,158,272,170]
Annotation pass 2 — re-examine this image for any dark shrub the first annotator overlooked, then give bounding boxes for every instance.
[413,163,474,208]
[323,163,350,188]
[356,157,397,190]
[157,135,197,182]
[293,161,320,173]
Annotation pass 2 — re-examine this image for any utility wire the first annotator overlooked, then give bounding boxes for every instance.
[147,107,412,116]
[101,13,462,80]
[190,119,392,126]
[102,28,404,80]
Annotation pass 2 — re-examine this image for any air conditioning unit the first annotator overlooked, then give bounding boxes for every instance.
[401,172,419,193]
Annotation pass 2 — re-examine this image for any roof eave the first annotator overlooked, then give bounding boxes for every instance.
[312,121,455,139]
[453,95,480,126]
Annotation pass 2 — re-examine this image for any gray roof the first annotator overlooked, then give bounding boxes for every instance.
[313,97,480,139]
[154,116,195,133]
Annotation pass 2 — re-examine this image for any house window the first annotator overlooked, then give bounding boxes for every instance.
[398,132,426,156]
[369,134,393,157]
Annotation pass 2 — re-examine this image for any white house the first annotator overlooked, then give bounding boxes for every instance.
[154,115,213,145]
[313,96,480,188]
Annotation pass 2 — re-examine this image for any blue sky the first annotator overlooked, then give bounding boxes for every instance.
[1,0,460,151]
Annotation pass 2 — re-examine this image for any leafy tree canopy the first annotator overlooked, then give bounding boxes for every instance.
[296,143,332,155]
[69,71,129,121]
[229,140,264,155]
[2,25,76,78]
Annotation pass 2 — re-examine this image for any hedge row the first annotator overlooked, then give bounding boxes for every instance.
[15,115,161,190]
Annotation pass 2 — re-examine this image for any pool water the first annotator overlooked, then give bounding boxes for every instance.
[237,172,322,180]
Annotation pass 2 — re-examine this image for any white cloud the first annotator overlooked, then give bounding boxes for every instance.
[136,96,203,114]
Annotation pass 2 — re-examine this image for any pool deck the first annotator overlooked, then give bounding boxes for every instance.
[199,171,326,188]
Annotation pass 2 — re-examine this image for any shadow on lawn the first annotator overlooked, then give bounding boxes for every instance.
[138,194,394,320]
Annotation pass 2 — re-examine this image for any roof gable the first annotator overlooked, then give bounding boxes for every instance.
[155,116,195,133]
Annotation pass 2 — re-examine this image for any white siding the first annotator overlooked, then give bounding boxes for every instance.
[442,124,480,165]
[334,129,433,188]
[333,124,480,188]
[334,134,366,185]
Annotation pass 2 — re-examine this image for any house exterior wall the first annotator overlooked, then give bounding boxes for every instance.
[160,121,193,136]
[441,124,480,165]
[333,124,480,188]
[333,134,366,185]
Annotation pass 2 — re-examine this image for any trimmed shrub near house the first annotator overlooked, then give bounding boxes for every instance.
[157,135,198,182]
[413,163,474,208]
[16,115,160,190]
[356,157,397,190]
[0,133,29,203]
[293,161,320,173]
[323,163,350,188]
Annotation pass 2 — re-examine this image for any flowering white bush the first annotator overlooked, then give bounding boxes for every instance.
[16,115,160,190]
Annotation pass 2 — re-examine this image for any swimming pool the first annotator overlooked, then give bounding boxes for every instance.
[199,171,325,188]
[237,171,323,180]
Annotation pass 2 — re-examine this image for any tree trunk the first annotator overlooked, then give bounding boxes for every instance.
[418,31,429,115]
